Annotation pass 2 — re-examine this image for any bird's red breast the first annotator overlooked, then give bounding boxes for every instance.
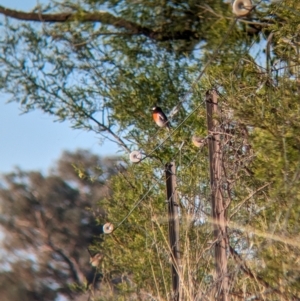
[152,112,162,123]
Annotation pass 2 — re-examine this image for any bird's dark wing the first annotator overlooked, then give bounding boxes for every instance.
[159,113,168,122]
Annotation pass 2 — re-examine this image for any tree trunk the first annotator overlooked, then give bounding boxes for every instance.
[206,90,228,301]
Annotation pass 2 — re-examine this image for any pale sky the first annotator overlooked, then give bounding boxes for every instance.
[0,0,119,174]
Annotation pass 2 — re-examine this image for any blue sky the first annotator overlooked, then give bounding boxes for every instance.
[0,0,119,174]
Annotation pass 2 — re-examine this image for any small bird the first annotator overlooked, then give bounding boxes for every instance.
[192,135,206,148]
[152,106,171,131]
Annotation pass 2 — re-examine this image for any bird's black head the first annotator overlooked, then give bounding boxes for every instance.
[152,106,161,111]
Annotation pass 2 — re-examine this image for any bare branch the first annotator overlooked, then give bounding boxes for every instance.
[76,108,130,153]
[0,5,197,41]
[230,182,272,218]
[48,240,86,285]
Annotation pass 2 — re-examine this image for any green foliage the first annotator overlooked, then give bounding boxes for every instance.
[1,0,300,300]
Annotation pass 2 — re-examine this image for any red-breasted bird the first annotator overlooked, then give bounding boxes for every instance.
[152,106,171,131]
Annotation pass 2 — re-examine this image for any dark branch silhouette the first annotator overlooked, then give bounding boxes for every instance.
[0,5,197,42]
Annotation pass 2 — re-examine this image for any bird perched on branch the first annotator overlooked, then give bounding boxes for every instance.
[152,106,171,131]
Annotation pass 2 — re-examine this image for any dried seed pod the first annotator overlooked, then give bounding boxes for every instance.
[192,135,206,148]
[90,253,104,267]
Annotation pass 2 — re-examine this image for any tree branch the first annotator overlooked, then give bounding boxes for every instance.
[48,240,86,285]
[0,6,150,31]
[0,5,197,41]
